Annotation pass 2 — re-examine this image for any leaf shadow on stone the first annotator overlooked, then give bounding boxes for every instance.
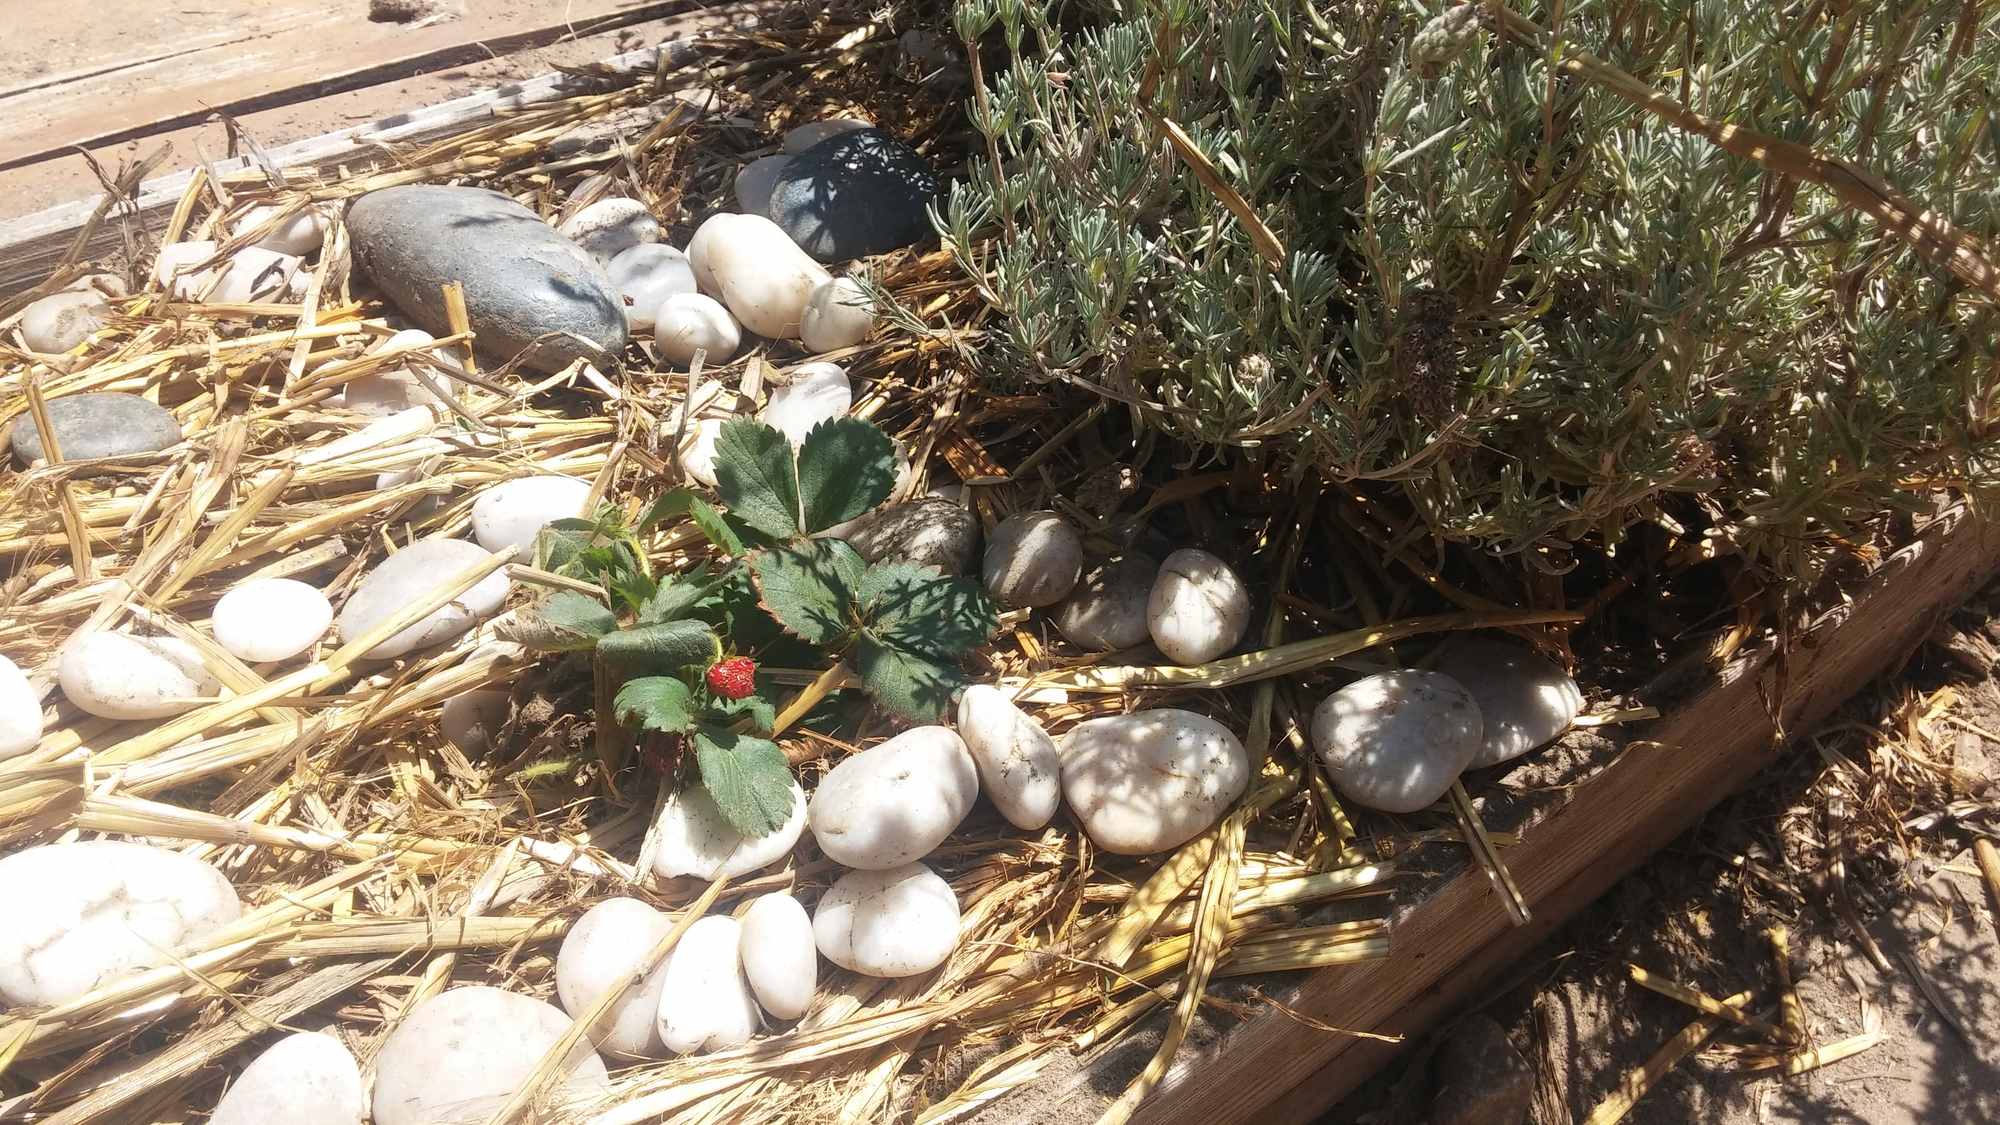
[769,129,941,261]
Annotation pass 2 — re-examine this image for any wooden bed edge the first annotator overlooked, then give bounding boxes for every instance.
[1123,505,2000,1124]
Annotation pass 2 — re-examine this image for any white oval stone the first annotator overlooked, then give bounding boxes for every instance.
[154,241,220,298]
[347,329,458,417]
[0,653,45,759]
[956,685,1060,829]
[813,862,959,978]
[212,578,333,663]
[58,631,220,720]
[238,203,327,256]
[689,212,831,338]
[441,690,509,754]
[1435,639,1584,768]
[212,246,303,304]
[558,197,661,264]
[733,154,795,215]
[336,538,512,659]
[783,118,872,154]
[654,293,742,367]
[652,779,807,880]
[556,898,671,1057]
[799,276,875,353]
[1146,548,1251,665]
[0,840,241,1006]
[759,362,852,447]
[982,510,1083,608]
[656,915,759,1055]
[1311,670,1483,813]
[372,986,608,1125]
[1061,709,1249,855]
[607,244,697,332]
[1055,556,1157,651]
[472,476,592,558]
[19,290,110,353]
[739,893,815,1021]
[809,726,978,869]
[210,1031,363,1125]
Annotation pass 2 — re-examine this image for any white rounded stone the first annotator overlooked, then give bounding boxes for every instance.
[1146,548,1252,665]
[800,276,876,353]
[472,476,592,558]
[813,862,959,978]
[19,290,110,353]
[654,293,742,367]
[607,244,697,332]
[1060,709,1249,855]
[1311,670,1483,813]
[212,578,333,663]
[558,197,661,264]
[154,241,221,298]
[372,986,608,1125]
[651,779,807,880]
[212,246,303,304]
[1435,638,1584,768]
[58,631,221,720]
[955,685,1061,829]
[556,898,671,1057]
[1055,556,1157,651]
[733,154,794,215]
[441,690,510,754]
[683,417,725,487]
[688,212,831,338]
[656,915,759,1055]
[335,538,512,659]
[759,362,852,447]
[809,725,978,869]
[0,840,242,1006]
[210,1031,363,1125]
[347,329,459,417]
[739,893,815,1021]
[238,203,327,256]
[982,510,1082,608]
[0,654,43,759]
[783,118,872,154]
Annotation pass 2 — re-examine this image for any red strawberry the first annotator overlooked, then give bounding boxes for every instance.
[706,656,758,700]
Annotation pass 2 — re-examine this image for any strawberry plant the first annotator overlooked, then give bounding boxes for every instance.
[511,413,998,838]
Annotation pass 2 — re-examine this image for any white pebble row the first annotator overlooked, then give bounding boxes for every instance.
[686,212,830,339]
[739,893,816,1020]
[58,631,220,720]
[656,915,759,1055]
[813,862,961,978]
[556,898,673,1057]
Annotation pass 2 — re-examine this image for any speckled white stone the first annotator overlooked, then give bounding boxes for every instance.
[758,362,851,447]
[782,118,872,154]
[813,862,959,978]
[372,986,608,1125]
[1146,548,1251,665]
[809,725,978,869]
[1055,556,1157,651]
[471,476,592,558]
[335,538,512,659]
[799,276,875,353]
[238,203,327,256]
[58,631,220,720]
[687,212,830,338]
[18,290,110,353]
[652,780,807,880]
[607,244,697,332]
[0,840,242,1006]
[654,293,742,367]
[733,155,794,215]
[1435,638,1584,768]
[1060,709,1249,855]
[955,685,1061,829]
[1311,670,1483,813]
[555,897,671,1057]
[656,915,759,1055]
[739,893,815,1021]
[212,578,333,663]
[982,511,1082,608]
[209,1032,364,1125]
[440,690,509,754]
[558,197,661,264]
[0,653,45,759]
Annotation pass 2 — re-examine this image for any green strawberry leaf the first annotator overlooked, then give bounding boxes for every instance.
[797,417,898,534]
[534,518,599,574]
[613,676,696,733]
[639,570,724,625]
[709,692,778,734]
[640,487,745,556]
[597,619,722,672]
[693,726,797,837]
[853,632,965,722]
[748,539,865,646]
[714,419,801,541]
[860,569,999,656]
[509,590,617,652]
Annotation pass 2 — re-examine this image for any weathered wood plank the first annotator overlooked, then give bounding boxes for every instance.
[1119,505,2000,1124]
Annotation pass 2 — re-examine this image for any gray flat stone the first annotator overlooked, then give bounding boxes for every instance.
[346,185,628,374]
[767,129,940,262]
[10,393,181,464]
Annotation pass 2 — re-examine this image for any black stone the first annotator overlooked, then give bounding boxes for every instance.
[345,185,628,374]
[767,129,940,262]
[10,393,182,464]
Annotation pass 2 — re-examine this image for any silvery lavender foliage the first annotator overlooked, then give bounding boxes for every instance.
[943,0,2000,582]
